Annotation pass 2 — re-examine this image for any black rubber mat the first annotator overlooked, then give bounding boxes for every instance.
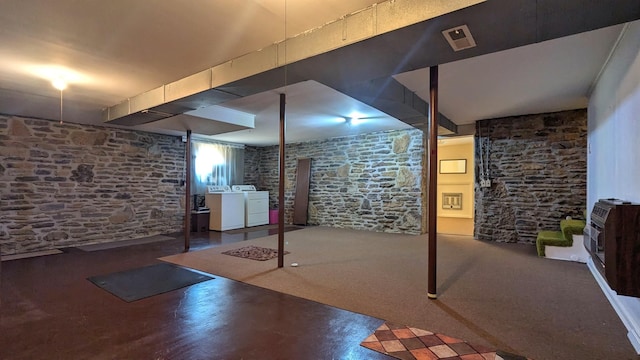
[88,263,213,302]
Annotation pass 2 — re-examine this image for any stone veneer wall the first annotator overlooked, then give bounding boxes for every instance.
[243,146,260,186]
[253,129,424,234]
[0,116,186,255]
[474,109,587,244]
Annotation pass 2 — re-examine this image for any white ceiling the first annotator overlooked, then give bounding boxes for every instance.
[0,0,382,107]
[394,24,624,125]
[0,1,629,146]
[200,80,413,146]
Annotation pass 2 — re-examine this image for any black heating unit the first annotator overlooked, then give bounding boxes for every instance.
[586,198,640,298]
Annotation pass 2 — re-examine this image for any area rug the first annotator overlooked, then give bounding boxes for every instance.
[87,263,214,302]
[222,245,289,261]
[361,322,529,360]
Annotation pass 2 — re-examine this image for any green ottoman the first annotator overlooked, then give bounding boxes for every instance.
[536,230,569,257]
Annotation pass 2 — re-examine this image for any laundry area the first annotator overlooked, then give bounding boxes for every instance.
[192,185,270,232]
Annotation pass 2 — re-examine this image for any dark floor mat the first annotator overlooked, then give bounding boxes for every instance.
[87,263,214,302]
[76,235,175,252]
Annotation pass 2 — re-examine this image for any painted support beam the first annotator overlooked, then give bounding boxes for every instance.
[184,129,192,252]
[278,93,286,268]
[427,66,438,299]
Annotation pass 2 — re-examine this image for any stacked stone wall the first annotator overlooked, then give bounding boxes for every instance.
[0,116,185,255]
[243,146,260,186]
[474,109,587,243]
[255,129,424,234]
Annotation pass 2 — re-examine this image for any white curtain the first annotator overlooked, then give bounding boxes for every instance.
[191,141,244,194]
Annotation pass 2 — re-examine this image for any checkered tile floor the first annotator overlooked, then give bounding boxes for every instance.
[361,322,525,360]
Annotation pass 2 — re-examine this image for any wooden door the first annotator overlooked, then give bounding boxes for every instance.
[293,158,311,225]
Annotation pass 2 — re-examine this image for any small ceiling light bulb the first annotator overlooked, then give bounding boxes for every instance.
[52,78,67,91]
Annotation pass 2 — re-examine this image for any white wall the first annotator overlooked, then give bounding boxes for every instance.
[588,20,640,352]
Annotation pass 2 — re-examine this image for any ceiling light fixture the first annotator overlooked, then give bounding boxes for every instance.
[51,78,67,91]
[345,117,362,126]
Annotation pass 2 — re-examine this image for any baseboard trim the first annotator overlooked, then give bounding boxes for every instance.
[587,257,640,354]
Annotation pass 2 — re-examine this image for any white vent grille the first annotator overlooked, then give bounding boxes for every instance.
[442,25,476,51]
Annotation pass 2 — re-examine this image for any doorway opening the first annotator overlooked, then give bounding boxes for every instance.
[436,135,475,236]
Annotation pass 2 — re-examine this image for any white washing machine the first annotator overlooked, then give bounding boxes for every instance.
[204,185,245,231]
[232,185,269,227]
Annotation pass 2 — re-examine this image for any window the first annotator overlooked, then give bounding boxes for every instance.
[191,141,244,194]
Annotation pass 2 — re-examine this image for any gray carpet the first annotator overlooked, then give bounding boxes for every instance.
[160,226,635,360]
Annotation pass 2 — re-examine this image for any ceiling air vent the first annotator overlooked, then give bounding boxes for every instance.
[442,25,476,51]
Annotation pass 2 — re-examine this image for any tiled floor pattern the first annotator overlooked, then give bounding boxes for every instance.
[361,322,512,360]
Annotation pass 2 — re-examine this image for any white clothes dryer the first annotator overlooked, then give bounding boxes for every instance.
[232,185,269,227]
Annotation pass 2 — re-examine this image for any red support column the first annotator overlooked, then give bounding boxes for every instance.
[278,93,286,268]
[184,129,192,252]
[427,66,438,299]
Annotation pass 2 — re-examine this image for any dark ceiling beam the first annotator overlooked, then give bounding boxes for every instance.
[338,76,457,134]
[104,0,640,132]
[212,0,640,134]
